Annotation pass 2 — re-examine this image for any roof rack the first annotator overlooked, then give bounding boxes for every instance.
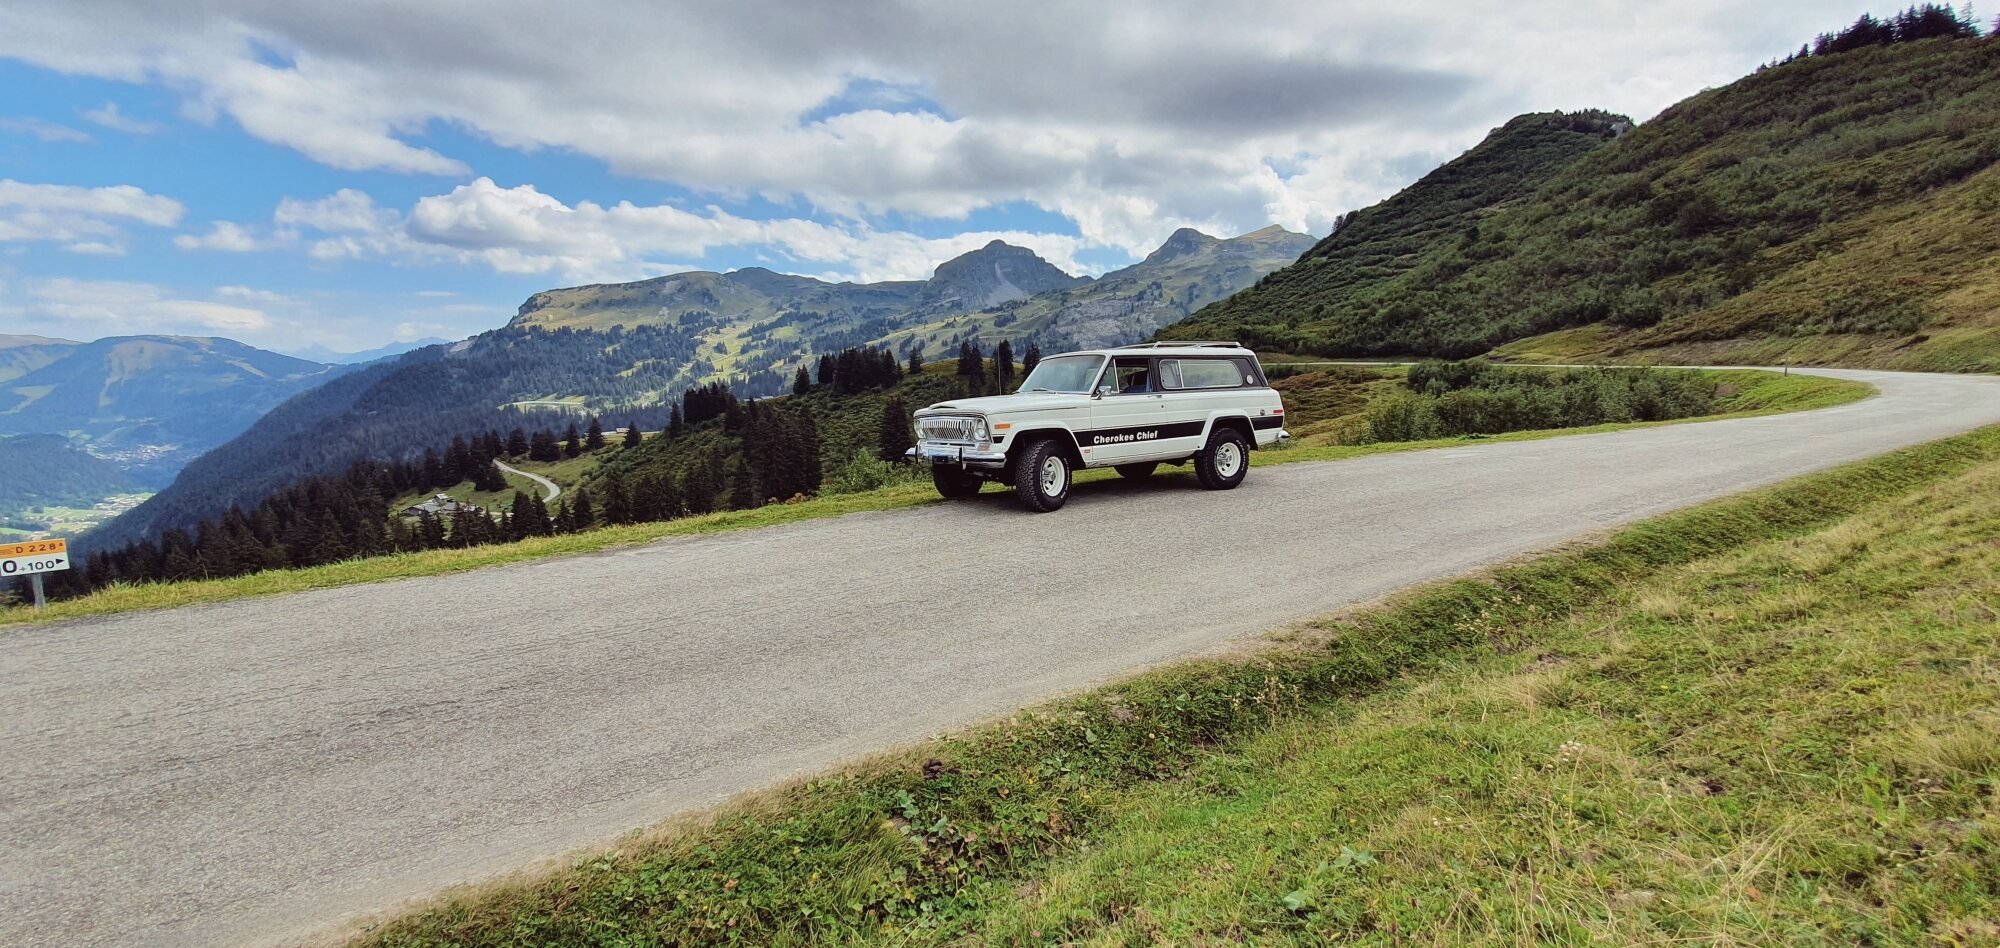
[1114,340,1243,349]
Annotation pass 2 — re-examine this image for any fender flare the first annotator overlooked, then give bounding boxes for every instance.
[1004,426,1086,468]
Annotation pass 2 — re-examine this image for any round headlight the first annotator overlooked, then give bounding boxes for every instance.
[971,418,989,441]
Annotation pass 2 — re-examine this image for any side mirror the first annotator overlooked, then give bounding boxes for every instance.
[1093,385,1112,399]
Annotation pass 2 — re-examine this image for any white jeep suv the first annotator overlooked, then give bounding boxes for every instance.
[910,342,1290,512]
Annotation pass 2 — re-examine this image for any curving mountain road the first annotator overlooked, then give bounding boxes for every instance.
[493,460,560,502]
[4,368,1999,947]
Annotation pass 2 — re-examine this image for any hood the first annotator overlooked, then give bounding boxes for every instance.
[916,392,1088,415]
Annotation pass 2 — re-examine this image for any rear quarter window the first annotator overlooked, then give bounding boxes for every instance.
[1166,358,1249,389]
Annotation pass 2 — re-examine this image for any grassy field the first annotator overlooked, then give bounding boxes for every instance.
[0,492,151,540]
[348,424,2000,946]
[1,370,1870,627]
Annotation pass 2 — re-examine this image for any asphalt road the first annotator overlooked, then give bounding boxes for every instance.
[492,461,561,502]
[4,368,1999,946]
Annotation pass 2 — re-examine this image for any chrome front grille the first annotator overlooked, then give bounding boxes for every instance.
[918,416,977,443]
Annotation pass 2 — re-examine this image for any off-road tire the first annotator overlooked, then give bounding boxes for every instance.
[931,464,982,499]
[1115,462,1158,480]
[1194,427,1250,491]
[1011,438,1071,512]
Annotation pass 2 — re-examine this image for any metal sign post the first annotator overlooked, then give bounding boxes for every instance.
[2,539,69,614]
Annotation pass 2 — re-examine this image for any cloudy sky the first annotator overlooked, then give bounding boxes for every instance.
[0,0,1860,354]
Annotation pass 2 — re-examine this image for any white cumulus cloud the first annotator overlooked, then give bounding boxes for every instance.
[0,0,1864,254]
[81,101,162,134]
[28,277,270,335]
[0,179,185,254]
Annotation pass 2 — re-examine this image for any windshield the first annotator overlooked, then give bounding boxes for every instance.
[1016,354,1105,394]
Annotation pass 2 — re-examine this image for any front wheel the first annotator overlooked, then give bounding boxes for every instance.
[1011,439,1072,512]
[1194,427,1249,490]
[931,464,982,499]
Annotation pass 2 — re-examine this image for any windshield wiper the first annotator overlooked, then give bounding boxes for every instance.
[1027,387,1055,393]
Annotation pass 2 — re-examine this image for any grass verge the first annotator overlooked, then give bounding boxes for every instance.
[350,423,1996,946]
[3,369,1871,628]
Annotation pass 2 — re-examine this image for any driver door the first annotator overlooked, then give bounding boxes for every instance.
[1084,356,1166,464]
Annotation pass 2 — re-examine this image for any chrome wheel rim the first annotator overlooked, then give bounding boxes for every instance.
[1040,456,1067,496]
[1216,442,1242,478]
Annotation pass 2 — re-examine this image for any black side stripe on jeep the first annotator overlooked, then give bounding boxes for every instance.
[1252,416,1284,430]
[1074,420,1206,448]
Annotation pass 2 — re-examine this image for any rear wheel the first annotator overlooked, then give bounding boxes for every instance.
[1194,427,1250,490]
[1011,438,1071,512]
[1115,462,1158,480]
[931,464,982,499]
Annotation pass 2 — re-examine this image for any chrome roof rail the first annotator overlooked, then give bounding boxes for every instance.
[1113,340,1243,349]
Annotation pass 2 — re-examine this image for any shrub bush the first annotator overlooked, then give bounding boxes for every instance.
[1361,364,1717,443]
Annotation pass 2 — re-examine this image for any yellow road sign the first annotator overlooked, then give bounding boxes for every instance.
[1,539,66,558]
[1,538,69,576]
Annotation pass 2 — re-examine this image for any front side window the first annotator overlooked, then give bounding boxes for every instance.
[1102,357,1153,394]
[1017,354,1105,393]
[1161,358,1245,389]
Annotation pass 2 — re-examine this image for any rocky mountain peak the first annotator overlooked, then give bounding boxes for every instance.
[1143,227,1220,264]
[923,241,1084,310]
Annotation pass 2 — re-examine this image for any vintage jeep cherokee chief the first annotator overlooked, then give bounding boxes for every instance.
[910,342,1289,512]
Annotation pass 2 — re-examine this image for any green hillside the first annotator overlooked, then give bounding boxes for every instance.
[0,434,137,514]
[1167,34,2000,371]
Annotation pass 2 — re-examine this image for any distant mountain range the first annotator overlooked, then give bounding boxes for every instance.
[83,227,1309,551]
[0,334,347,486]
[509,227,1310,393]
[881,225,1314,352]
[284,337,453,365]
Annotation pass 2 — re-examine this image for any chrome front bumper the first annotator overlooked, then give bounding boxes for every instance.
[905,443,1008,469]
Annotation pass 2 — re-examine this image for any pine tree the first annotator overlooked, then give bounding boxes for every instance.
[570,486,595,527]
[529,430,561,462]
[585,416,605,450]
[1023,341,1042,374]
[879,397,913,461]
[446,436,474,483]
[624,422,643,448]
[993,339,1015,391]
[729,455,756,509]
[418,510,447,548]
[668,404,685,438]
[508,491,534,540]
[529,493,552,536]
[506,427,529,457]
[563,422,583,458]
[793,365,812,396]
[683,457,718,514]
[603,474,633,524]
[907,344,924,375]
[421,447,446,488]
[385,515,413,552]
[473,460,508,493]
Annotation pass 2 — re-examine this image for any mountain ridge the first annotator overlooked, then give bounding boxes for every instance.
[1166,35,2000,371]
[0,335,346,485]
